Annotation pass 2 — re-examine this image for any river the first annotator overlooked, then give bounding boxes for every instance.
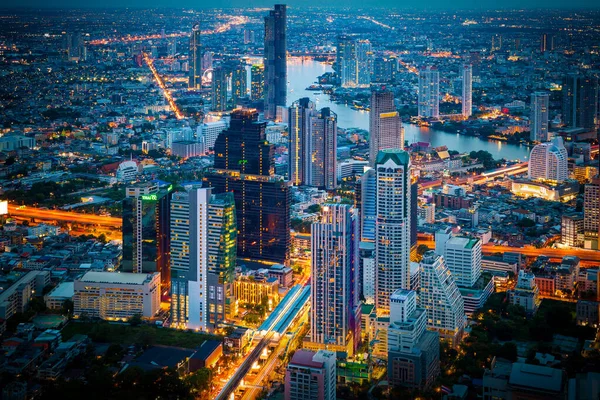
[286,58,530,161]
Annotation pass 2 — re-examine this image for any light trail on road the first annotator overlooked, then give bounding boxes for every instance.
[143,52,184,120]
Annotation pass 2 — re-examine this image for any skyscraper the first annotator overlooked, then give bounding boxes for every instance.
[387,289,440,389]
[369,88,404,166]
[356,39,373,87]
[309,108,337,190]
[170,187,237,331]
[418,66,440,118]
[462,64,472,118]
[562,73,599,130]
[337,35,357,87]
[528,137,569,182]
[309,204,359,354]
[435,229,482,289]
[211,64,228,112]
[285,350,336,400]
[530,92,550,142]
[189,24,202,89]
[288,98,315,186]
[231,63,248,104]
[289,99,337,189]
[375,149,412,314]
[263,4,287,120]
[373,57,398,83]
[584,176,600,250]
[204,109,291,265]
[418,251,465,346]
[250,64,264,101]
[360,168,377,242]
[122,182,171,289]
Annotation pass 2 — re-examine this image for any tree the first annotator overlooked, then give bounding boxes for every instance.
[61,299,74,317]
[497,342,518,362]
[307,204,321,214]
[186,368,211,394]
[128,313,142,326]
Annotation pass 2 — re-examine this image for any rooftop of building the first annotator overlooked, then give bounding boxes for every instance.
[77,271,156,285]
[447,236,480,249]
[46,281,74,299]
[509,362,564,393]
[289,350,323,369]
[375,148,410,166]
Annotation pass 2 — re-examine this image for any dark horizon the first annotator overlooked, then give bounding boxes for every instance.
[2,0,600,10]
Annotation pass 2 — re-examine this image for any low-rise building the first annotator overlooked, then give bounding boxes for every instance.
[44,281,74,310]
[73,271,160,321]
[508,270,541,315]
[0,271,50,320]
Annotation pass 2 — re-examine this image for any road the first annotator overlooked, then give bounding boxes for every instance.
[8,204,122,227]
[418,239,600,265]
[241,309,308,400]
[214,281,309,400]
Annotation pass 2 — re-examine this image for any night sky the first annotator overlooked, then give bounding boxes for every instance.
[2,0,600,9]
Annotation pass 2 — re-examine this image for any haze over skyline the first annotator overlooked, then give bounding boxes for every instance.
[3,0,600,9]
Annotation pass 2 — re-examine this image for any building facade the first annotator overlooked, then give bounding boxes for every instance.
[310,204,360,355]
[204,109,291,265]
[188,24,202,89]
[73,272,160,321]
[462,64,472,118]
[285,350,336,400]
[263,4,287,120]
[375,150,412,314]
[122,182,171,289]
[369,88,404,166]
[418,251,465,346]
[528,137,568,183]
[530,92,550,142]
[170,187,237,331]
[418,66,440,118]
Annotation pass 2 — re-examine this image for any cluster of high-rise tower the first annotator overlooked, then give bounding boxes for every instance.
[188,5,286,118]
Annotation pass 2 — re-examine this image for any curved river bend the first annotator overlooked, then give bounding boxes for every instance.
[286,59,530,161]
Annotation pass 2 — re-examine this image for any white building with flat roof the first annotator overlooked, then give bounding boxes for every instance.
[73,271,160,321]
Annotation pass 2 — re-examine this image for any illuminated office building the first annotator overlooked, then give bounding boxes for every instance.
[232,63,248,103]
[528,137,568,183]
[263,4,287,119]
[251,64,264,101]
[309,204,360,355]
[462,64,472,118]
[211,64,228,112]
[530,92,549,142]
[204,109,291,265]
[189,24,202,89]
[170,187,237,331]
[418,66,440,118]
[122,182,171,290]
[375,149,412,314]
[369,88,404,166]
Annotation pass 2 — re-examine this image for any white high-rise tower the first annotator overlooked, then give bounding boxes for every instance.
[418,66,440,118]
[375,149,411,315]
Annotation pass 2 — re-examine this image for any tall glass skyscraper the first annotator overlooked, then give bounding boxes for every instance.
[188,24,202,89]
[231,63,248,104]
[418,66,440,118]
[122,182,171,290]
[204,109,291,265]
[562,73,599,130]
[170,187,237,331]
[251,64,264,101]
[369,88,404,166]
[289,98,337,189]
[309,204,360,355]
[530,91,549,142]
[211,64,228,112]
[263,4,287,120]
[288,97,315,186]
[462,64,472,118]
[375,149,411,315]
